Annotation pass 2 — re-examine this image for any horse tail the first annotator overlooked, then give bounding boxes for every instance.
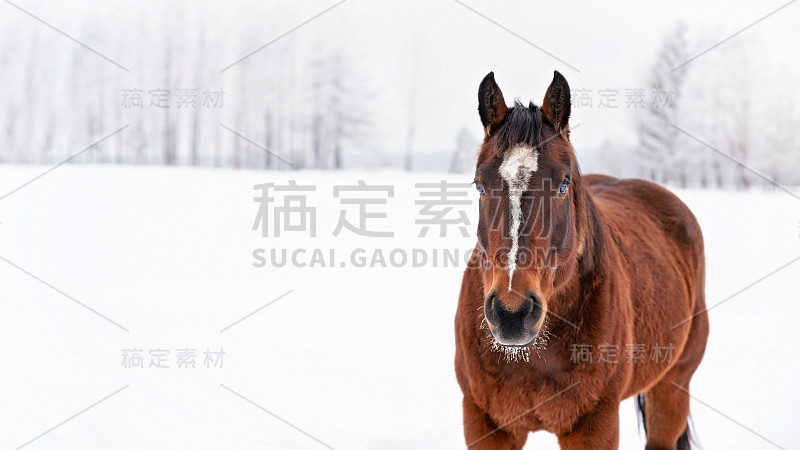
[676,417,695,450]
[635,393,647,436]
[635,393,695,449]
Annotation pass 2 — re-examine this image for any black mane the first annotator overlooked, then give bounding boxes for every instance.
[494,100,544,153]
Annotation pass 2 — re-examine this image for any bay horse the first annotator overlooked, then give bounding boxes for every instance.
[454,71,709,449]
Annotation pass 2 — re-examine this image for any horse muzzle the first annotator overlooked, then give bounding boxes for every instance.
[484,290,544,346]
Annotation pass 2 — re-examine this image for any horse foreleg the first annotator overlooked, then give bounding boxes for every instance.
[556,397,621,450]
[461,395,528,450]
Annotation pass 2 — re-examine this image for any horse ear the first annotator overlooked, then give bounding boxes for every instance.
[541,70,571,133]
[478,72,508,137]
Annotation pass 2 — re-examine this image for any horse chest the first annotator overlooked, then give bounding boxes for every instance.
[471,360,593,434]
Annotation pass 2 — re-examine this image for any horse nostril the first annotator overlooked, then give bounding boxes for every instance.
[485,292,499,319]
[519,296,533,316]
[526,292,544,325]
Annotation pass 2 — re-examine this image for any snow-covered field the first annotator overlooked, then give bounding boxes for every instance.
[1,165,799,449]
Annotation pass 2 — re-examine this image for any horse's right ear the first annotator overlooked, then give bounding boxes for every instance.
[478,72,508,137]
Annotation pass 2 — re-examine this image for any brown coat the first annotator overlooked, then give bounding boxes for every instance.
[455,72,709,449]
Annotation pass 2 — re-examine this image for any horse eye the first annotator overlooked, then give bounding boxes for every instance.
[475,181,486,196]
[558,180,569,196]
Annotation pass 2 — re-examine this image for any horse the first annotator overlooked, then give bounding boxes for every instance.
[454,71,709,449]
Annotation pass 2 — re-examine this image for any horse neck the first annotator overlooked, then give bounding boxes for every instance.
[551,174,607,327]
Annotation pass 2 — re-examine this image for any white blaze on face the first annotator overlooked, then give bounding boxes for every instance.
[498,144,538,291]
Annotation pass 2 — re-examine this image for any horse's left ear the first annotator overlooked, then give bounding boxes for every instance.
[542,70,571,134]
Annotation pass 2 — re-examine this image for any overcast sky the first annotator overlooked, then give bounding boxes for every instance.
[334,0,800,153]
[2,0,798,160]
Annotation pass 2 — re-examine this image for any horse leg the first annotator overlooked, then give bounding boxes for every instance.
[641,370,692,450]
[462,395,528,450]
[557,397,620,449]
[643,311,708,449]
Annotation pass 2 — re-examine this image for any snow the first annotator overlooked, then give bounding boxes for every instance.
[1,165,798,449]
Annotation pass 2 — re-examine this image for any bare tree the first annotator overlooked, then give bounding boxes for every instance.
[306,48,371,170]
[450,127,479,173]
[636,23,688,185]
[404,43,421,171]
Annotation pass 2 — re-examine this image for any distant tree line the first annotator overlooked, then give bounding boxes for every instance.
[0,3,370,170]
[631,24,800,188]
